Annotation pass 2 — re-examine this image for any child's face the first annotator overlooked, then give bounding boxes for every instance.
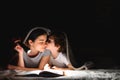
[46,39,59,53]
[29,34,47,52]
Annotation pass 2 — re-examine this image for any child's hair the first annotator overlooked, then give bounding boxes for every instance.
[48,31,66,53]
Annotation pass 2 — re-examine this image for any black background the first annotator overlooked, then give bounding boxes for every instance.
[0,1,115,69]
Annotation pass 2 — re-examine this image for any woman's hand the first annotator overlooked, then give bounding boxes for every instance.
[44,64,51,70]
[14,44,24,54]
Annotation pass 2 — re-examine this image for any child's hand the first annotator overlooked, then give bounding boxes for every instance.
[52,66,60,70]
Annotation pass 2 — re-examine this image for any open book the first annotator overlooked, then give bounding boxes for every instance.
[15,69,64,77]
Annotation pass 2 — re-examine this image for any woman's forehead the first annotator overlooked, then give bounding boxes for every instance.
[37,35,47,40]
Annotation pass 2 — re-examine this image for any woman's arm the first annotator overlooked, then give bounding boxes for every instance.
[8,55,50,71]
[14,44,25,67]
[7,64,44,71]
[38,55,50,70]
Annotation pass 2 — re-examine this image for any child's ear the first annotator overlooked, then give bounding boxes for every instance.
[58,45,60,49]
[56,44,60,48]
[56,45,60,52]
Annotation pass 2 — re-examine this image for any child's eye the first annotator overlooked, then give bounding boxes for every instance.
[47,40,51,43]
[47,40,54,43]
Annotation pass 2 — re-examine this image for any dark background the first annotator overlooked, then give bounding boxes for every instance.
[0,1,115,69]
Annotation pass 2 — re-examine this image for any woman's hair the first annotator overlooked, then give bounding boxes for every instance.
[48,31,66,53]
[25,29,48,47]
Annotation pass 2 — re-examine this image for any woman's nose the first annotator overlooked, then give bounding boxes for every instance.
[44,42,48,47]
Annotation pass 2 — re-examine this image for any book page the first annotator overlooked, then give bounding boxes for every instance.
[44,69,64,75]
[15,70,42,75]
[15,69,64,76]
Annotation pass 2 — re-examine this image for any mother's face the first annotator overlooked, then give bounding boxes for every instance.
[29,34,47,52]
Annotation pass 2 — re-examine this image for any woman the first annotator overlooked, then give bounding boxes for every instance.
[8,27,51,71]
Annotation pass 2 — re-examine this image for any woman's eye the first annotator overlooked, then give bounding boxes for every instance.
[39,41,47,45]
